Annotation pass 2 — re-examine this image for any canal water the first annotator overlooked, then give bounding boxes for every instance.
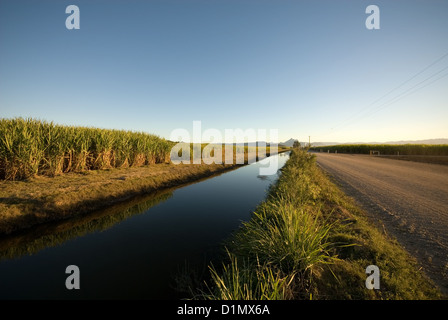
[0,152,290,299]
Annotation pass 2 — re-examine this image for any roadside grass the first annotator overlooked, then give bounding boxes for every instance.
[194,148,443,300]
[199,252,296,300]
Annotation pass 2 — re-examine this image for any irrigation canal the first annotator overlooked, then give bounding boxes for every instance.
[0,152,290,299]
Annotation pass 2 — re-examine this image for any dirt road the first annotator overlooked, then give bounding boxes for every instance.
[315,152,448,294]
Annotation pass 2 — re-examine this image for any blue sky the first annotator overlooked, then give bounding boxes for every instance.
[1,0,447,143]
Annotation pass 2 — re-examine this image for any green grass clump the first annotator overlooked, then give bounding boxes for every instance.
[231,200,332,274]
[201,252,295,300]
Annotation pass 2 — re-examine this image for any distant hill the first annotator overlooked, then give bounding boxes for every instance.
[280,138,298,147]
[312,138,448,147]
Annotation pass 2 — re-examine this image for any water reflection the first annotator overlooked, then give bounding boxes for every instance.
[0,190,173,262]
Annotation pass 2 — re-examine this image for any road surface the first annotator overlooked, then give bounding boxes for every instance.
[315,152,448,294]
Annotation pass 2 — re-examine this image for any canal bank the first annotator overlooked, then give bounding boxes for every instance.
[0,149,289,235]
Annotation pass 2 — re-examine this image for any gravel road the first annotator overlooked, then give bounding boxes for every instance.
[315,152,448,294]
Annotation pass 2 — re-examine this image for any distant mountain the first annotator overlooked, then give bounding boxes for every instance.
[280,138,298,147]
[311,138,448,147]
